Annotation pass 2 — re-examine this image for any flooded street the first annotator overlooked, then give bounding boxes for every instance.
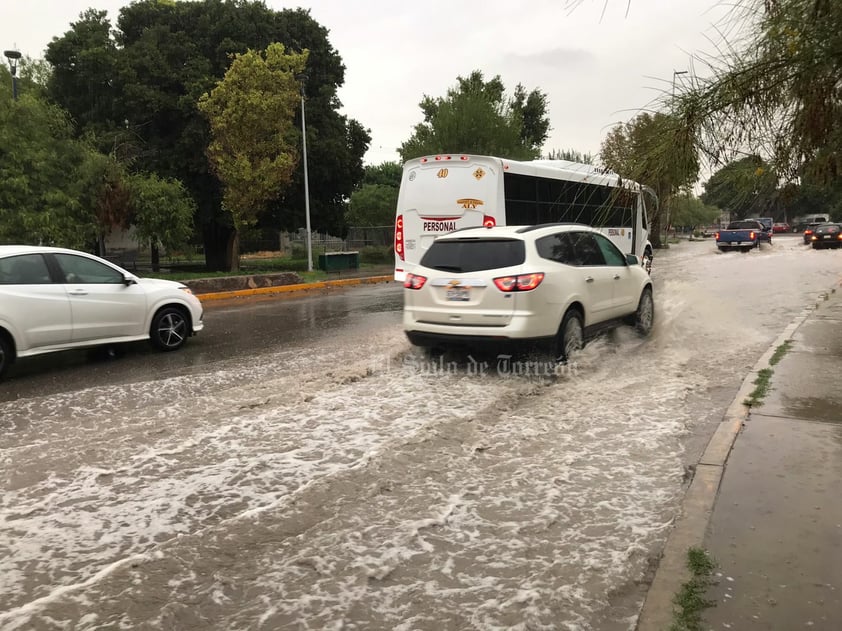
[2,236,842,630]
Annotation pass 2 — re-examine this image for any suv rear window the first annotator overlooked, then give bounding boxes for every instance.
[420,238,525,273]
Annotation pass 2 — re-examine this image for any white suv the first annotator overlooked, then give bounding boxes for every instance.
[403,224,654,360]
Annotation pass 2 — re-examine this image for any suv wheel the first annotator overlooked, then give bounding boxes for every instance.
[0,335,10,380]
[632,287,654,336]
[556,308,583,362]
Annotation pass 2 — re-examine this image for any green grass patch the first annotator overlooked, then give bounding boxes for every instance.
[769,339,793,366]
[743,367,773,407]
[670,547,717,631]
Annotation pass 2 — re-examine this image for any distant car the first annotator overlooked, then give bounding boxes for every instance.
[701,226,719,238]
[403,224,654,362]
[809,223,842,249]
[773,222,790,233]
[0,246,204,380]
[803,222,824,244]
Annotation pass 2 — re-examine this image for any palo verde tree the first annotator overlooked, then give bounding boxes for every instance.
[670,0,842,191]
[399,71,550,161]
[198,44,308,271]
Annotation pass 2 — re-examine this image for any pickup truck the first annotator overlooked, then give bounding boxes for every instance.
[716,219,772,252]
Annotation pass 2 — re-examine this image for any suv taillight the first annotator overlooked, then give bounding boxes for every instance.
[493,273,545,292]
[749,231,756,239]
[404,273,427,290]
[395,215,404,261]
[714,232,719,240]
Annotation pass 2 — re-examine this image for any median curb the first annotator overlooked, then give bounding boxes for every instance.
[634,294,821,630]
[196,274,395,302]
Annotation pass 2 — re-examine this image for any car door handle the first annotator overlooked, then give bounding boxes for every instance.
[613,274,621,280]
[67,289,88,296]
[585,276,594,283]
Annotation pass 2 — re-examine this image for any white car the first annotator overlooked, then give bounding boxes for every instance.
[403,224,654,360]
[0,245,204,379]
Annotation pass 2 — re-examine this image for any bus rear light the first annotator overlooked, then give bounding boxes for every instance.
[482,215,497,228]
[395,215,405,261]
[404,273,427,290]
[493,273,545,292]
[460,155,469,161]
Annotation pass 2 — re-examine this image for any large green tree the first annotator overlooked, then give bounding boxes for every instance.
[346,161,402,227]
[46,0,370,271]
[700,155,779,220]
[0,87,100,247]
[399,71,550,161]
[126,173,195,272]
[199,44,307,270]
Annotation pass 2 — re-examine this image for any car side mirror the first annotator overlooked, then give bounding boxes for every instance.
[123,274,138,286]
[626,254,639,266]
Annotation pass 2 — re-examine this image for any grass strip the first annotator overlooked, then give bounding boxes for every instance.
[743,367,773,407]
[669,547,717,631]
[769,339,793,366]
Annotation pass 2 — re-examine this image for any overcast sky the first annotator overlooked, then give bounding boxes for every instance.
[1,0,733,166]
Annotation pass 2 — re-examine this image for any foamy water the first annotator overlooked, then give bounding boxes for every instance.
[2,238,841,630]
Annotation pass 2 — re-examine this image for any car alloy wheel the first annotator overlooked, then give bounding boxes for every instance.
[151,307,189,351]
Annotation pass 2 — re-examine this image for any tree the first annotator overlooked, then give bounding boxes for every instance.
[46,1,369,271]
[0,89,99,248]
[600,112,699,246]
[700,156,779,220]
[347,185,398,227]
[669,193,721,230]
[126,173,195,272]
[670,0,842,187]
[544,148,595,164]
[399,71,549,161]
[199,44,307,270]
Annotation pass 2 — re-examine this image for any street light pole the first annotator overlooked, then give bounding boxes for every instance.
[297,75,313,272]
[672,69,688,100]
[4,49,21,101]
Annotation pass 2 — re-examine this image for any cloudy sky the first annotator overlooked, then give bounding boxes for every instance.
[1,0,733,165]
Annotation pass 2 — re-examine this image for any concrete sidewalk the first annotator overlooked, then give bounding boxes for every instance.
[637,286,842,630]
[702,288,842,630]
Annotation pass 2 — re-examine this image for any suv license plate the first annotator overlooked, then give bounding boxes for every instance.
[446,287,469,301]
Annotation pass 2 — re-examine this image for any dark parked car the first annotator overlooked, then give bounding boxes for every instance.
[809,223,842,249]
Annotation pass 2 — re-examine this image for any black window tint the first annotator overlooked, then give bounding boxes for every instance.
[54,254,124,284]
[0,254,52,284]
[572,232,606,266]
[593,233,626,266]
[421,239,525,273]
[536,232,577,265]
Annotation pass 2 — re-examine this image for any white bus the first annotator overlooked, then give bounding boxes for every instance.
[394,154,656,281]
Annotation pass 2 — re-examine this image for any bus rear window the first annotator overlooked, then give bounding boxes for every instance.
[420,239,525,273]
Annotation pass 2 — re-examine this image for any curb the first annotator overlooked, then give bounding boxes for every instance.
[196,275,395,302]
[634,295,821,630]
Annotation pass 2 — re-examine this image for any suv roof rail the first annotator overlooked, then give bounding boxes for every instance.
[515,222,590,234]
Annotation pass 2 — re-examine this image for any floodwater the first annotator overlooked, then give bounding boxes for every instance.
[2,236,841,630]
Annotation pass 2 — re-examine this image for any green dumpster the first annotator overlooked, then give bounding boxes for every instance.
[318,251,360,272]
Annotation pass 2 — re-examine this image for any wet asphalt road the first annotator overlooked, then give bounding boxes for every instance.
[2,234,842,630]
[0,283,404,403]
